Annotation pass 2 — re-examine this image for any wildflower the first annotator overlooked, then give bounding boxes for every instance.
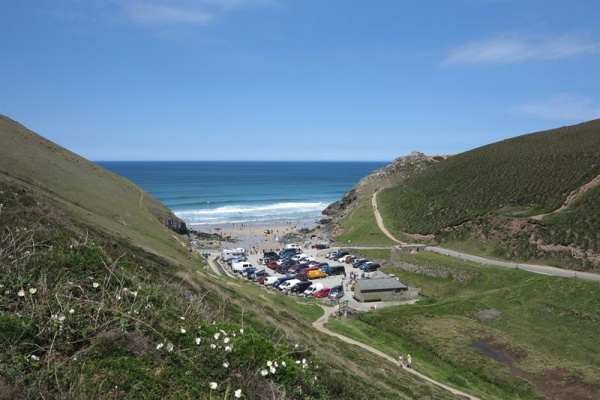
[31,355,40,361]
[209,382,218,390]
[156,343,164,350]
[69,309,75,314]
[166,343,174,352]
[239,328,244,334]
[131,291,138,297]
[58,315,66,322]
[223,362,229,368]
[92,282,99,288]
[195,337,201,345]
[294,343,298,348]
[267,360,273,367]
[180,316,185,320]
[18,289,25,297]
[295,360,301,364]
[260,369,268,376]
[180,328,186,334]
[225,345,232,352]
[116,295,121,300]
[234,389,242,398]
[281,361,287,367]
[28,288,37,294]
[210,344,217,349]
[270,366,276,374]
[220,329,226,335]
[223,337,230,344]
[213,332,220,340]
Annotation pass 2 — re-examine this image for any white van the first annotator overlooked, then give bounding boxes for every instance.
[279,279,300,292]
[284,243,301,250]
[232,261,253,273]
[303,283,323,296]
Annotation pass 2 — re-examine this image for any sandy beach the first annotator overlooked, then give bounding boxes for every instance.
[190,221,321,253]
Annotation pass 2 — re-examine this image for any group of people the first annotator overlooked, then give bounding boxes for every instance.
[398,353,412,369]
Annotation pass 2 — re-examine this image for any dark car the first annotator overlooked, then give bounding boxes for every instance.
[321,265,346,276]
[360,262,381,272]
[263,251,280,259]
[290,281,313,294]
[352,258,368,268]
[315,243,329,249]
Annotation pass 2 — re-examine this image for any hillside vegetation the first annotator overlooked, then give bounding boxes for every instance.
[377,120,600,270]
[0,115,456,399]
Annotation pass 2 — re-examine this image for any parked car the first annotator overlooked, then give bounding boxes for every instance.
[280,279,301,292]
[352,258,368,268]
[272,276,294,289]
[232,261,253,273]
[328,285,344,301]
[325,250,338,260]
[314,287,331,298]
[335,251,349,262]
[290,281,313,294]
[303,283,324,296]
[344,255,355,263]
[307,269,327,279]
[264,276,280,286]
[316,243,330,249]
[361,263,381,272]
[321,265,346,276]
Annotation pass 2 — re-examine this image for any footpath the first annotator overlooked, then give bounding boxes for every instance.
[372,192,600,282]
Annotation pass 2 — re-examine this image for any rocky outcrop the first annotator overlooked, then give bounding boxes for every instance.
[163,217,189,235]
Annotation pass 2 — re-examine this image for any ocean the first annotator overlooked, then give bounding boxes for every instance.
[98,161,388,229]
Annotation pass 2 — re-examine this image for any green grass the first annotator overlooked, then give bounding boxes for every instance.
[376,119,600,270]
[333,197,395,246]
[325,250,600,399]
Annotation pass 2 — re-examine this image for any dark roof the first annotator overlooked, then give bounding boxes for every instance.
[356,278,408,291]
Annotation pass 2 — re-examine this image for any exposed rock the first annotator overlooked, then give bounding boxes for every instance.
[163,217,189,235]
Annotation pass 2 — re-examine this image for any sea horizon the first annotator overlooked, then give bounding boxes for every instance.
[98,161,390,230]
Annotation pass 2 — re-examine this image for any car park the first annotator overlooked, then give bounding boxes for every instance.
[280,279,301,292]
[303,283,323,296]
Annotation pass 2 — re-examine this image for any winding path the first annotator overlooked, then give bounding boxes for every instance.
[312,306,478,400]
[371,192,600,282]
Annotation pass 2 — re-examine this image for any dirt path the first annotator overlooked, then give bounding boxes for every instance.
[531,172,600,220]
[372,191,403,244]
[312,305,479,400]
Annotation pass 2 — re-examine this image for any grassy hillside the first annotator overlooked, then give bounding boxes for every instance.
[326,251,600,399]
[377,120,600,270]
[0,115,457,399]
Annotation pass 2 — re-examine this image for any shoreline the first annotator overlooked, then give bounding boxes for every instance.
[189,221,322,253]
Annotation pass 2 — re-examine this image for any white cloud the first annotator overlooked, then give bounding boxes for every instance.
[514,93,600,121]
[123,4,214,25]
[443,34,599,66]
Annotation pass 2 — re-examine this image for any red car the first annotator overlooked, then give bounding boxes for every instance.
[345,255,354,263]
[266,261,279,270]
[314,287,331,298]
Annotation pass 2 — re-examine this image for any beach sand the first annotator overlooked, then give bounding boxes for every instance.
[190,222,318,253]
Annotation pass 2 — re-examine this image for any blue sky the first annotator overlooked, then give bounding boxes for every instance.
[1,0,599,161]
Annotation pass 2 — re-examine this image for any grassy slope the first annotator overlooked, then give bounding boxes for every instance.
[0,115,456,399]
[377,119,600,269]
[326,251,600,399]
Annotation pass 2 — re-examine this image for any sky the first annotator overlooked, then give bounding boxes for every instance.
[1,0,599,161]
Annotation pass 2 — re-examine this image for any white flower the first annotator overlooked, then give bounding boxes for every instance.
[131,291,138,297]
[210,344,217,349]
[209,382,218,390]
[213,333,220,340]
[180,328,186,334]
[58,315,66,322]
[92,282,99,288]
[234,388,242,398]
[295,360,301,364]
[267,360,273,367]
[269,366,276,374]
[69,309,75,314]
[294,343,298,348]
[219,329,226,335]
[28,288,37,294]
[302,358,307,364]
[223,362,229,368]
[116,295,121,300]
[195,337,201,345]
[223,337,230,344]
[180,316,185,320]
[31,355,40,361]
[166,343,174,352]
[260,369,268,376]
[156,343,164,350]
[225,345,232,352]
[239,328,244,334]
[281,361,286,367]
[18,289,25,297]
